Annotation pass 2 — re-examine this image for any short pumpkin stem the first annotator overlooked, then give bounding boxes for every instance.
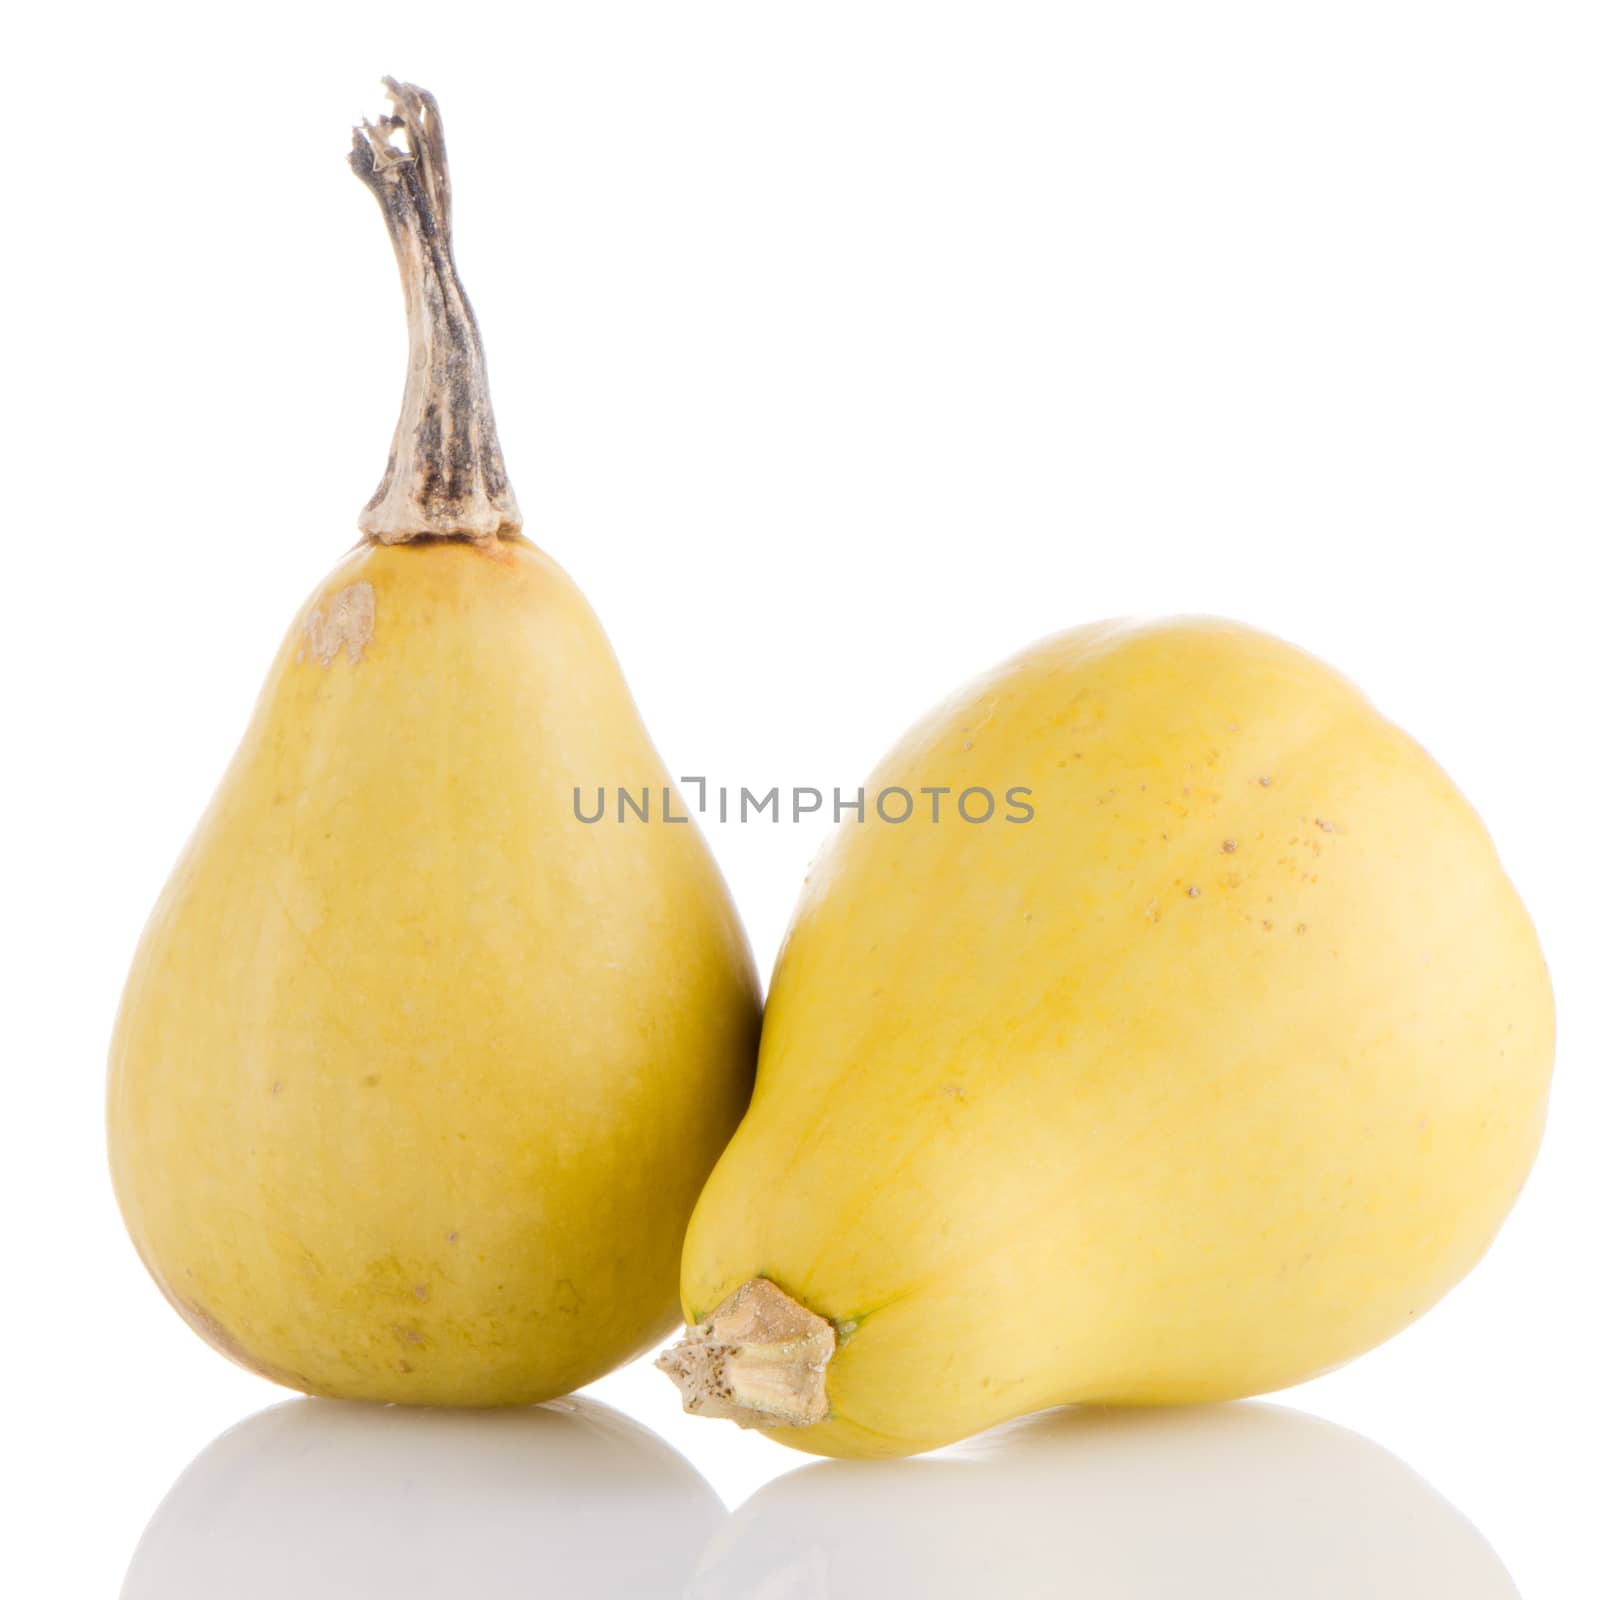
[350,79,521,544]
[657,1278,836,1429]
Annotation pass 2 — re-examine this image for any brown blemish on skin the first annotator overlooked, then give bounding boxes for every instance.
[300,581,376,667]
[413,1284,430,1301]
[180,1298,307,1389]
[398,1360,413,1373]
[1222,839,1237,853]
[398,1326,425,1345]
[1188,885,1202,898]
[363,1073,381,1087]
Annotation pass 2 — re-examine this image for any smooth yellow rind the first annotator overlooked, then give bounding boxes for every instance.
[110,538,760,1404]
[681,618,1554,1457]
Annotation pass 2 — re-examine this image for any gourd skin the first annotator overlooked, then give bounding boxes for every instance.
[110,537,760,1405]
[679,618,1553,1458]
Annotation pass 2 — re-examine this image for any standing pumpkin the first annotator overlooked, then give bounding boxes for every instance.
[108,81,760,1405]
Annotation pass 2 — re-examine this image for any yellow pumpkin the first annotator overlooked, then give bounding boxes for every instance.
[665,618,1554,1457]
[109,82,759,1405]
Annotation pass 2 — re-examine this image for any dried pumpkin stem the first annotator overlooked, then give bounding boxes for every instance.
[657,1278,836,1429]
[350,79,521,543]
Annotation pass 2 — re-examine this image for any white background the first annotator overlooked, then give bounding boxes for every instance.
[5,3,1596,1594]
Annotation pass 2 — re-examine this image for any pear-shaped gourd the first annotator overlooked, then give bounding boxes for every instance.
[663,619,1553,1457]
[108,82,759,1405]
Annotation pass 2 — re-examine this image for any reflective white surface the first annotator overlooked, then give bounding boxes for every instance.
[122,1397,1518,1599]
[690,1404,1520,1600]
[121,1397,724,1599]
